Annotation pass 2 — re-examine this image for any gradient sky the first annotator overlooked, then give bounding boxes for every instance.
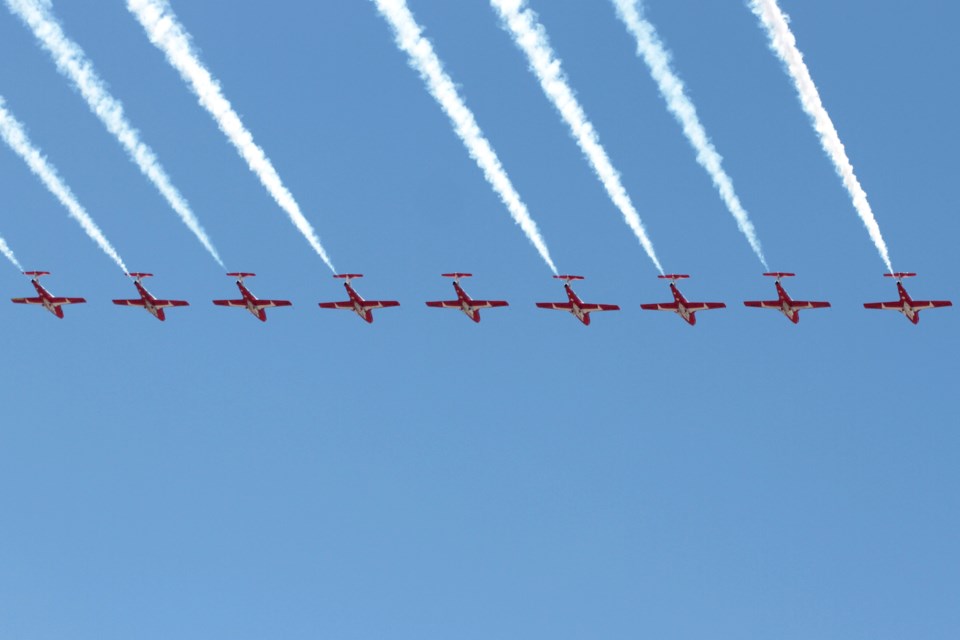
[0,1,957,638]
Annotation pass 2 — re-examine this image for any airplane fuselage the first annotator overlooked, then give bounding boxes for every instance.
[565,284,590,325]
[134,282,164,319]
[774,283,800,323]
[671,284,696,325]
[345,283,373,322]
[31,280,62,317]
[237,282,265,320]
[453,282,479,321]
[895,283,921,323]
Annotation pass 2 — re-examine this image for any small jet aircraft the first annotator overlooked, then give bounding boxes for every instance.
[11,271,85,318]
[318,274,399,323]
[112,272,189,321]
[425,273,508,322]
[641,274,725,326]
[212,272,292,322]
[743,272,830,324]
[863,273,952,324]
[535,275,619,325]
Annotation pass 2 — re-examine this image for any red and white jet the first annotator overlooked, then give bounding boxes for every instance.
[318,274,399,323]
[743,272,830,324]
[11,271,85,318]
[212,272,292,322]
[425,273,509,322]
[112,272,189,321]
[535,275,619,326]
[641,275,725,326]
[863,273,952,324]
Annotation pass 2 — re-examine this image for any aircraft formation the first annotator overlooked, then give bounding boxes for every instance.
[0,0,952,332]
[10,270,952,326]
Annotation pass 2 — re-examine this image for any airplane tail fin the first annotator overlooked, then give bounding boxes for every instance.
[884,272,916,280]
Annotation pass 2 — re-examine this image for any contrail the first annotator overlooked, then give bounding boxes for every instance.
[126,0,336,272]
[0,233,23,270]
[6,0,223,267]
[491,0,663,274]
[0,96,127,271]
[749,0,893,272]
[372,0,558,274]
[613,0,768,269]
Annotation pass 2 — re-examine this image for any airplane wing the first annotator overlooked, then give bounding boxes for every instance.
[11,297,43,304]
[743,300,781,309]
[319,301,355,309]
[579,303,620,312]
[685,302,726,312]
[425,300,462,309]
[536,302,574,311]
[257,300,292,308]
[909,300,953,310]
[641,302,679,311]
[363,300,400,309]
[472,300,509,309]
[113,299,147,306]
[153,300,190,308]
[864,301,902,310]
[50,297,86,305]
[213,299,247,307]
[790,301,831,310]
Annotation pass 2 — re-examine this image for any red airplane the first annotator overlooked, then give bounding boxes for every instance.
[863,273,952,324]
[641,274,725,326]
[535,275,619,325]
[212,272,292,322]
[318,274,399,323]
[112,272,189,321]
[743,272,830,324]
[425,273,509,322]
[11,271,85,318]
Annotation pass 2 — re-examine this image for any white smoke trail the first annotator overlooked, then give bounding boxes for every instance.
[613,0,768,269]
[749,0,893,272]
[127,0,336,272]
[6,0,223,267]
[491,0,663,274]
[0,234,23,270]
[0,97,127,271]
[372,0,558,274]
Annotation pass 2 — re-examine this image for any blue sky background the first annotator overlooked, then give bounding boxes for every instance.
[0,1,957,637]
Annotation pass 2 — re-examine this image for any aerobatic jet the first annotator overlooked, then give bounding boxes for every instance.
[863,273,952,324]
[535,275,619,325]
[318,274,399,323]
[743,272,830,324]
[425,273,508,322]
[112,272,189,321]
[11,271,85,318]
[212,272,292,322]
[641,275,725,326]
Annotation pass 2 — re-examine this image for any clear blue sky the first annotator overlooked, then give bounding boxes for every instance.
[0,1,957,638]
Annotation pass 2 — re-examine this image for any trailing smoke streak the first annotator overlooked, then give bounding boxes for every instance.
[0,97,127,271]
[127,0,336,272]
[749,0,893,272]
[373,0,558,274]
[6,0,223,267]
[0,234,23,270]
[613,0,768,268]
[491,0,663,274]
